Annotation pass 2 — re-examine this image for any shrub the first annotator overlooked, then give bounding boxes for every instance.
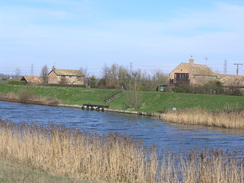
[8,80,26,85]
[172,81,233,95]
[19,87,34,102]
[226,87,243,96]
[172,84,191,93]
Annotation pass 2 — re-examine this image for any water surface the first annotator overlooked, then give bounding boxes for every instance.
[1,101,243,154]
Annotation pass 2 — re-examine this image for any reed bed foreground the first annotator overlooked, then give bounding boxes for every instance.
[0,119,243,183]
[160,108,244,129]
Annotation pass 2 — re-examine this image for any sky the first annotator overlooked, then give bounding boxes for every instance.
[1,0,244,77]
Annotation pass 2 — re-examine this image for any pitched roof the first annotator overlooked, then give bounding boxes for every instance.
[21,76,43,83]
[217,74,237,79]
[219,75,244,87]
[51,68,84,77]
[181,63,216,76]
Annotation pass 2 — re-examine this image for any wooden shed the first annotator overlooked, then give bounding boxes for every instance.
[48,67,85,85]
[169,57,218,85]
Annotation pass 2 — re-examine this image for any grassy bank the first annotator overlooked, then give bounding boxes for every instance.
[0,84,244,112]
[0,84,243,129]
[0,157,90,183]
[0,119,243,183]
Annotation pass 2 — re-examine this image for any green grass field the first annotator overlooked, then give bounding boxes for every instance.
[0,84,243,112]
[0,80,8,84]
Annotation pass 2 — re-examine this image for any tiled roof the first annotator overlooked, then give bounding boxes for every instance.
[52,69,84,77]
[181,63,216,76]
[21,76,43,83]
[219,75,244,86]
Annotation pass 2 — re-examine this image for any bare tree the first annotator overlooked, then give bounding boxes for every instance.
[100,63,169,91]
[124,79,142,110]
[100,64,129,89]
[80,67,89,77]
[101,64,116,87]
[15,67,21,79]
[40,65,49,83]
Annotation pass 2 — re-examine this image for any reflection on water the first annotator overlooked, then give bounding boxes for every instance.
[0,101,243,153]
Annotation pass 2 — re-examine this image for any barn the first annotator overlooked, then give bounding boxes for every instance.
[21,76,44,84]
[218,74,244,93]
[48,67,85,85]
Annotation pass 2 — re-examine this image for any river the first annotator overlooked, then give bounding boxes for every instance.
[0,101,243,154]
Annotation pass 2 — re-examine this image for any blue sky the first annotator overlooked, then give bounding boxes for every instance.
[1,0,244,76]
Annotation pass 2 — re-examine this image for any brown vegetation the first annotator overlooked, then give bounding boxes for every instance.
[0,90,62,106]
[100,63,168,90]
[0,119,243,183]
[159,107,244,129]
[0,157,86,183]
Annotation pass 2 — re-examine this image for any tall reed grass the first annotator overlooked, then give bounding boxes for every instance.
[0,119,243,183]
[0,92,62,105]
[159,107,244,129]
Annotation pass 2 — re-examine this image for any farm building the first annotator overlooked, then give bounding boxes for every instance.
[21,76,44,84]
[169,57,218,85]
[218,74,244,92]
[48,67,85,85]
[217,74,244,86]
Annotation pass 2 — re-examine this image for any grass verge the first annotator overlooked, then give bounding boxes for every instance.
[0,157,91,183]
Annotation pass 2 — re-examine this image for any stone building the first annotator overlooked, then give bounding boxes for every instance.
[169,57,218,85]
[48,67,84,85]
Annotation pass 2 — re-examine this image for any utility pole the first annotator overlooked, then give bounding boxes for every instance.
[234,63,243,75]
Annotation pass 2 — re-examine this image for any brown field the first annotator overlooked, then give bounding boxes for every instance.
[0,119,243,183]
[158,107,244,129]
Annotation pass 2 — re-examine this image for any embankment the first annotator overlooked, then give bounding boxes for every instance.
[0,84,244,129]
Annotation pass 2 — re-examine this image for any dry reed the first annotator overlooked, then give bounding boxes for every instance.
[159,107,244,129]
[0,92,62,105]
[0,119,243,183]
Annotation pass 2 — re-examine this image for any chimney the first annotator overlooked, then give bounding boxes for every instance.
[189,56,194,64]
[52,66,56,70]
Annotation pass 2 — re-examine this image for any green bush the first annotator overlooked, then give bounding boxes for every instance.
[8,80,26,85]
[172,81,225,95]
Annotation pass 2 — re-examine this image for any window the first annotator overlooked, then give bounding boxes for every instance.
[175,73,189,80]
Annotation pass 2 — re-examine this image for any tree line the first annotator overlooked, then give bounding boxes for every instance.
[38,64,243,96]
[40,64,169,91]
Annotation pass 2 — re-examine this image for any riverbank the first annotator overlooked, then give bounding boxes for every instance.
[1,84,244,111]
[158,107,244,129]
[60,104,244,129]
[0,157,90,183]
[0,84,244,129]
